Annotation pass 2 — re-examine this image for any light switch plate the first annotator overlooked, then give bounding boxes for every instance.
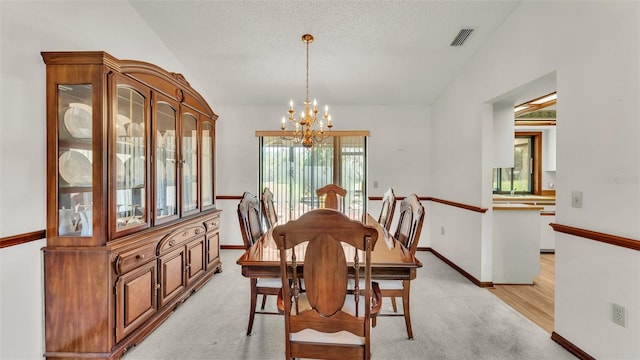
[571,191,583,208]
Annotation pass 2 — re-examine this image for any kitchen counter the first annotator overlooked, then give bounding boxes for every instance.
[492,195,555,206]
[493,203,544,211]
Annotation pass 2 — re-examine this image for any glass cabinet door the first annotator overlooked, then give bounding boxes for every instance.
[57,84,93,237]
[114,82,149,232]
[182,112,199,214]
[155,99,178,223]
[201,121,214,209]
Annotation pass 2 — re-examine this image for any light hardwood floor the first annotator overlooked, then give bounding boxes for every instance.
[488,253,555,333]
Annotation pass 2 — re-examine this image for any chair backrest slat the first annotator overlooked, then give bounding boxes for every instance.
[237,191,264,249]
[261,187,278,228]
[377,187,396,231]
[316,184,347,211]
[393,194,425,255]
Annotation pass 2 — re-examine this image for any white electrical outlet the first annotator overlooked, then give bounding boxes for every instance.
[571,190,583,208]
[612,303,626,327]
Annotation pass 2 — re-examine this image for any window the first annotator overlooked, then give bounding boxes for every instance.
[493,132,541,194]
[258,132,367,222]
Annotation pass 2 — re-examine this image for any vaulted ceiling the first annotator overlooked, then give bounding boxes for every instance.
[130,1,521,107]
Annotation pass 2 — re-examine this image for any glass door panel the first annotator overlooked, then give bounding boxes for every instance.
[57,84,93,236]
[115,85,147,229]
[201,121,214,208]
[259,135,367,222]
[339,136,366,220]
[182,113,198,213]
[155,101,178,221]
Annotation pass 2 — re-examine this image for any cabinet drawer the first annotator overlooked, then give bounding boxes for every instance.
[115,244,157,275]
[204,217,220,232]
[158,225,206,254]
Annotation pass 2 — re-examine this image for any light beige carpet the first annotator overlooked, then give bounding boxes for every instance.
[122,250,575,360]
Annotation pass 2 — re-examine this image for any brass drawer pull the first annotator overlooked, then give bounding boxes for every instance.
[135,254,145,260]
[155,284,161,289]
[169,240,175,247]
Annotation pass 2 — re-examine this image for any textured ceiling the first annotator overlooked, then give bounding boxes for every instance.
[129,0,521,107]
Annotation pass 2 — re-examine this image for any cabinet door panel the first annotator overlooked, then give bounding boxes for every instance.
[201,120,215,209]
[186,237,205,285]
[154,94,179,225]
[158,247,185,307]
[206,232,219,269]
[57,85,95,239]
[112,75,151,237]
[115,260,157,342]
[181,111,199,215]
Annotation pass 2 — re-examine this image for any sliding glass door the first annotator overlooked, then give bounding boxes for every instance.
[259,135,366,222]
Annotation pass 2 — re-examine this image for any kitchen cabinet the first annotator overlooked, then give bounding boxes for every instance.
[41,51,221,359]
[543,127,556,171]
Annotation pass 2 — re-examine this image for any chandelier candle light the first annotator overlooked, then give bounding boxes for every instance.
[280,34,332,148]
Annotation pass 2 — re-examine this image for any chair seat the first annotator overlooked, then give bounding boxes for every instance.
[290,328,365,345]
[256,278,281,288]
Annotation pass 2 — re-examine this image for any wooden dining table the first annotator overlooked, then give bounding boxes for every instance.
[236,213,422,281]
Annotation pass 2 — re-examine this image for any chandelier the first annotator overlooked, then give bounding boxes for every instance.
[280,34,332,148]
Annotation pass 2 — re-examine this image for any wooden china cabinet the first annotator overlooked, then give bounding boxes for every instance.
[41,51,222,359]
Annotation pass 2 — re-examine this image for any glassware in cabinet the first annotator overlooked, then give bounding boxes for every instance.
[114,84,149,232]
[57,84,93,237]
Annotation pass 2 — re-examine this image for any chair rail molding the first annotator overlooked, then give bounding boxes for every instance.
[0,230,46,248]
[550,223,640,251]
[368,195,488,213]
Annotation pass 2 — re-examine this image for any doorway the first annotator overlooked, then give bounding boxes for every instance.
[488,72,558,333]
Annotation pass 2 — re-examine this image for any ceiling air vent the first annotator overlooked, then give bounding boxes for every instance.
[450,28,475,47]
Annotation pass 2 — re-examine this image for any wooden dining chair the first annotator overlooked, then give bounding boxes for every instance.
[237,191,281,335]
[316,184,347,211]
[372,193,424,339]
[273,209,382,360]
[377,187,396,231]
[261,187,278,229]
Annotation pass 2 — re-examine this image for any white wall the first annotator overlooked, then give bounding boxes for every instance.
[0,2,191,358]
[430,1,640,358]
[215,104,430,247]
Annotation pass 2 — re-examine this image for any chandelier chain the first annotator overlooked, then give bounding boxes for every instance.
[306,39,309,102]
